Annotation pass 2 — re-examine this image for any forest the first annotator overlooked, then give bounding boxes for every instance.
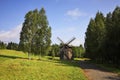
[85,6,120,67]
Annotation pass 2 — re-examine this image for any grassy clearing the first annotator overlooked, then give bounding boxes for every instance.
[0,49,87,80]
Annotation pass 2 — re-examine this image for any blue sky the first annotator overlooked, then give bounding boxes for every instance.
[0,0,120,46]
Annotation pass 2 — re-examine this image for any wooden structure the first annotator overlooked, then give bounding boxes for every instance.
[57,37,75,60]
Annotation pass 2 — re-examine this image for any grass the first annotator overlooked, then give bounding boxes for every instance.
[74,57,90,61]
[0,49,88,80]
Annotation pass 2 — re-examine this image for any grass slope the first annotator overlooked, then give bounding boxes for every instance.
[0,49,87,80]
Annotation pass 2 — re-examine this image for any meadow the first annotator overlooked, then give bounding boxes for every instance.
[0,50,87,80]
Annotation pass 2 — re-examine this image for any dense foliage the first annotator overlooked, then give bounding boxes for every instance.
[85,6,120,66]
[18,8,51,59]
[0,41,6,49]
[49,44,59,57]
[72,45,85,58]
[7,42,18,50]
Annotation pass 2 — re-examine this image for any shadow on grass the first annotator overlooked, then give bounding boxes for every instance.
[79,60,120,73]
[0,54,28,60]
[78,60,120,80]
[46,57,81,68]
[0,54,40,60]
[0,54,23,59]
[0,54,80,68]
[1,54,120,80]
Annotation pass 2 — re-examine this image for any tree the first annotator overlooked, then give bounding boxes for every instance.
[18,10,38,59]
[85,12,105,60]
[0,41,6,49]
[79,45,85,58]
[52,49,55,59]
[49,44,59,57]
[85,6,120,66]
[31,8,51,59]
[84,18,96,58]
[104,6,120,65]
[19,8,51,59]
[18,10,35,52]
[72,47,78,58]
[72,45,85,58]
[7,42,18,50]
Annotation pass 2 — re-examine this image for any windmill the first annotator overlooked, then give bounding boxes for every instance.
[57,37,76,60]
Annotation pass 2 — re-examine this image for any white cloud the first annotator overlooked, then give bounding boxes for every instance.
[66,8,81,17]
[0,24,22,43]
[66,8,87,19]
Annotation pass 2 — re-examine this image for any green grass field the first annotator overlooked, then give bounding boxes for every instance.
[0,49,87,80]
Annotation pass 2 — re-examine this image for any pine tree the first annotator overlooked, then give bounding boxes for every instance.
[85,6,120,65]
[84,18,96,58]
[85,12,105,60]
[104,6,120,65]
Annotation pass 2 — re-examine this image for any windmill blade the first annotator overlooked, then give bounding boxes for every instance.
[57,37,64,44]
[66,37,76,45]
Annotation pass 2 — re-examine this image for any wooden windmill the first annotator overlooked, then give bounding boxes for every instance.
[57,37,76,60]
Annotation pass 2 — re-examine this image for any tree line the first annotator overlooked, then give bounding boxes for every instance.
[0,41,18,50]
[85,6,120,67]
[0,40,85,59]
[49,44,85,59]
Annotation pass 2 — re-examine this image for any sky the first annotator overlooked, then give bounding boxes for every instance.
[0,0,120,46]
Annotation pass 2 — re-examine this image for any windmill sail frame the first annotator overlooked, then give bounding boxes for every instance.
[57,37,76,60]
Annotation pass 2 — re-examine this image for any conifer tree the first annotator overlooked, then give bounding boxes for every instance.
[85,12,105,59]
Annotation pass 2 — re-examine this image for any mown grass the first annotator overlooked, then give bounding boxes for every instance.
[0,49,88,80]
